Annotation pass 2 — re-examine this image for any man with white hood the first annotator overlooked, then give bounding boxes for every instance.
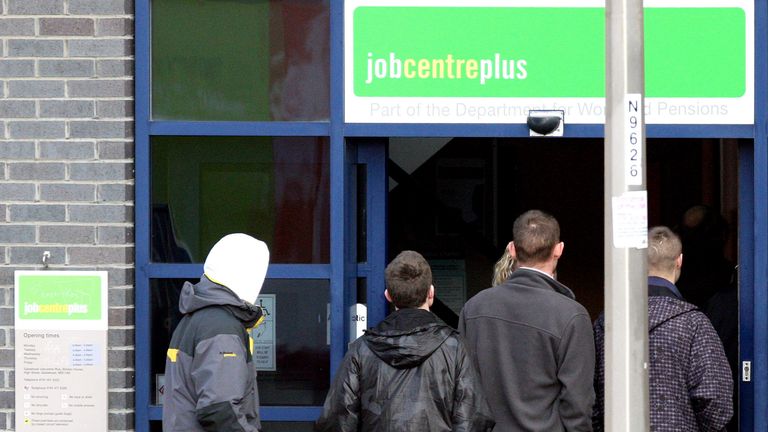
[163,233,269,432]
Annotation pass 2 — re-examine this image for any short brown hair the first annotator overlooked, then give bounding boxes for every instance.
[648,226,682,273]
[385,250,432,309]
[512,210,560,264]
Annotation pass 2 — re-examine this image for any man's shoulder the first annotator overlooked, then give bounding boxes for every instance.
[188,306,244,338]
[462,285,503,311]
[347,335,377,360]
[649,296,701,325]
[512,274,589,316]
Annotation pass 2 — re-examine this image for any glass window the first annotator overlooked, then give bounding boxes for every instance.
[151,0,330,121]
[151,136,330,263]
[154,420,316,431]
[150,278,331,406]
[263,422,316,431]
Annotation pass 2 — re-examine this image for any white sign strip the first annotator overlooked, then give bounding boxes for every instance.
[625,93,644,186]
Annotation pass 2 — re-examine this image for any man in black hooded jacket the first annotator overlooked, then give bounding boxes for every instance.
[315,250,495,432]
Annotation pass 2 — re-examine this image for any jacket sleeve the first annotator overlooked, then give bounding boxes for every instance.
[451,339,496,432]
[556,312,596,432]
[688,315,734,431]
[591,316,605,432]
[458,309,467,336]
[191,333,258,432]
[315,346,362,432]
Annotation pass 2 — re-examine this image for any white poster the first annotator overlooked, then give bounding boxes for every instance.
[14,271,108,432]
[252,294,276,371]
[612,191,649,249]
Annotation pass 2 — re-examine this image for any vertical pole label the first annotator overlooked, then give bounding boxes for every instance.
[625,93,643,185]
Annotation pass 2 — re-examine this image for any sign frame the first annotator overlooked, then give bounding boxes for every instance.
[14,270,108,432]
[344,0,754,125]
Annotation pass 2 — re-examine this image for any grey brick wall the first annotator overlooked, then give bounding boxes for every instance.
[0,0,134,430]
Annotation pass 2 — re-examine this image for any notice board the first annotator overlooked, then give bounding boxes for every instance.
[14,271,108,431]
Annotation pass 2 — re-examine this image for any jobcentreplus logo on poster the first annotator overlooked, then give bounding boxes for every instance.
[365,52,528,85]
[23,302,89,316]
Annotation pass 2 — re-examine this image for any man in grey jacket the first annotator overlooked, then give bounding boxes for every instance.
[163,233,269,432]
[459,210,595,431]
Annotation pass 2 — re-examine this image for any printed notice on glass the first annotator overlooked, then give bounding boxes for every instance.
[625,93,644,186]
[14,271,108,432]
[612,191,648,249]
[252,294,276,371]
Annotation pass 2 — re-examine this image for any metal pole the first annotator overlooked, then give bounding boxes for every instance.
[604,0,649,430]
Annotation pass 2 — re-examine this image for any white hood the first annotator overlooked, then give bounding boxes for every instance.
[203,233,270,303]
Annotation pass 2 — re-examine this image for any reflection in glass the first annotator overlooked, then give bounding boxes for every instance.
[263,422,315,431]
[150,278,331,406]
[151,0,330,121]
[356,165,367,263]
[150,278,186,404]
[151,136,330,263]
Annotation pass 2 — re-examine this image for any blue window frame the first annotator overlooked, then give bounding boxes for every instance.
[135,0,768,430]
[134,0,347,427]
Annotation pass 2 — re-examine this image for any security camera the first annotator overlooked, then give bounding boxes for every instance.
[527,110,564,136]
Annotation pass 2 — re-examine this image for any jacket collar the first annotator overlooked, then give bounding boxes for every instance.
[648,276,683,300]
[507,268,576,300]
[373,308,441,333]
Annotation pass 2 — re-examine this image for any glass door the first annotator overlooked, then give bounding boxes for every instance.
[352,140,389,332]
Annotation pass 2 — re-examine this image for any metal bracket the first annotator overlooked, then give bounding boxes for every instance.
[42,251,51,269]
[743,360,752,382]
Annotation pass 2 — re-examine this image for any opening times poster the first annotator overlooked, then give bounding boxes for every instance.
[14,271,108,432]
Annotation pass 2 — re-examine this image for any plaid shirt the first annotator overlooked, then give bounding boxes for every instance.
[592,280,733,431]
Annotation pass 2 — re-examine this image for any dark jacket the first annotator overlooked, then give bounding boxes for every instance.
[163,277,264,432]
[459,268,595,431]
[315,308,495,432]
[592,278,733,432]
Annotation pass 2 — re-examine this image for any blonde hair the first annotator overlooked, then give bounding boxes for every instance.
[648,226,682,273]
[492,248,517,286]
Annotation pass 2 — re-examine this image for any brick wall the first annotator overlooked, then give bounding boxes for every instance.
[0,0,134,430]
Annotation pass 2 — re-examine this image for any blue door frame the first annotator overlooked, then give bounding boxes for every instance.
[135,0,768,430]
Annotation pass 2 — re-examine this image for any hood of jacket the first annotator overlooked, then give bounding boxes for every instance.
[363,309,454,369]
[203,233,269,304]
[648,284,698,332]
[178,276,263,327]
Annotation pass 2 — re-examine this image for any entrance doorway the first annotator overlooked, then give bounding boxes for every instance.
[387,137,737,317]
[385,136,740,429]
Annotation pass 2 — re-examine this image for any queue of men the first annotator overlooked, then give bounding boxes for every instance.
[162,209,734,431]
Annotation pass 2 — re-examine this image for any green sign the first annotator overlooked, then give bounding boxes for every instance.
[17,274,102,320]
[353,7,746,98]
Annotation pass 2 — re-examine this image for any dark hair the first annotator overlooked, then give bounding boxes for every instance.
[512,210,560,264]
[385,250,432,309]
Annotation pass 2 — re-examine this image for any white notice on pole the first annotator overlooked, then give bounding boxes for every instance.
[612,191,648,249]
[625,93,643,186]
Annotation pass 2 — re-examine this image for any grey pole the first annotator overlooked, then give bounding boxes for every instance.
[604,0,649,430]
